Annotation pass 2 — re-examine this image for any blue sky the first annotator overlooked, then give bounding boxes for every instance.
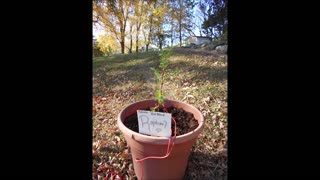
[93,23,106,38]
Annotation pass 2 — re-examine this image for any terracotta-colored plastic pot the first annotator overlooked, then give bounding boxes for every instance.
[118,99,205,180]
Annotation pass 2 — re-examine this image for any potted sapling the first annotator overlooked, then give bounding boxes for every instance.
[117,47,205,180]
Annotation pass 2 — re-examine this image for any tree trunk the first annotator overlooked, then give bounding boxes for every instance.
[129,36,132,53]
[135,25,141,53]
[171,25,173,47]
[179,0,182,47]
[147,4,153,53]
[129,24,133,54]
[159,39,162,50]
[179,16,182,47]
[120,26,125,54]
[136,19,141,53]
[121,41,125,54]
[147,27,152,52]
[136,32,139,53]
[179,23,182,47]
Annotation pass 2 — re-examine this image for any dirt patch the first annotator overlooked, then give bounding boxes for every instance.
[124,106,199,136]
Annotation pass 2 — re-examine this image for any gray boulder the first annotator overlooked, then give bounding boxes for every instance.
[216,45,228,54]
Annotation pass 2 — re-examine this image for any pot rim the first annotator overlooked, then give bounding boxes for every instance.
[117,99,205,145]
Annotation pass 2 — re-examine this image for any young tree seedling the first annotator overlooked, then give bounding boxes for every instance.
[150,48,173,112]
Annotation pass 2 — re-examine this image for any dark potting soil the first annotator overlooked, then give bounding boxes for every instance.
[124,106,199,137]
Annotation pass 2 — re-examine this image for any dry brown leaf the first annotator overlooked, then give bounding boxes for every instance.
[119,149,132,160]
[114,136,121,142]
[97,164,110,171]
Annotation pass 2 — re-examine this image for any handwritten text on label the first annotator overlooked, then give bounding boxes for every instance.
[137,110,172,137]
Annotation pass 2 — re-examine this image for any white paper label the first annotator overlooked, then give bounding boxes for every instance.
[137,110,172,137]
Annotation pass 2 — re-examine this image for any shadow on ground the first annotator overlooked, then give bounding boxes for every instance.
[169,60,227,83]
[174,47,225,57]
[95,56,226,89]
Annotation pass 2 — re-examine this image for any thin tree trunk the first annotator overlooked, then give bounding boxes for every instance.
[129,36,132,53]
[120,41,125,54]
[146,1,155,52]
[129,25,133,53]
[171,21,174,47]
[120,26,125,54]
[179,0,182,47]
[147,23,152,52]
[159,35,162,50]
[136,22,141,53]
[136,32,139,53]
[179,23,182,47]
[147,22,152,52]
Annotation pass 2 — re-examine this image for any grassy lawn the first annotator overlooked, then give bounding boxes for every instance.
[93,48,228,180]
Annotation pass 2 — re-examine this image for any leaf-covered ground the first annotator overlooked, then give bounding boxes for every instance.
[93,48,228,180]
